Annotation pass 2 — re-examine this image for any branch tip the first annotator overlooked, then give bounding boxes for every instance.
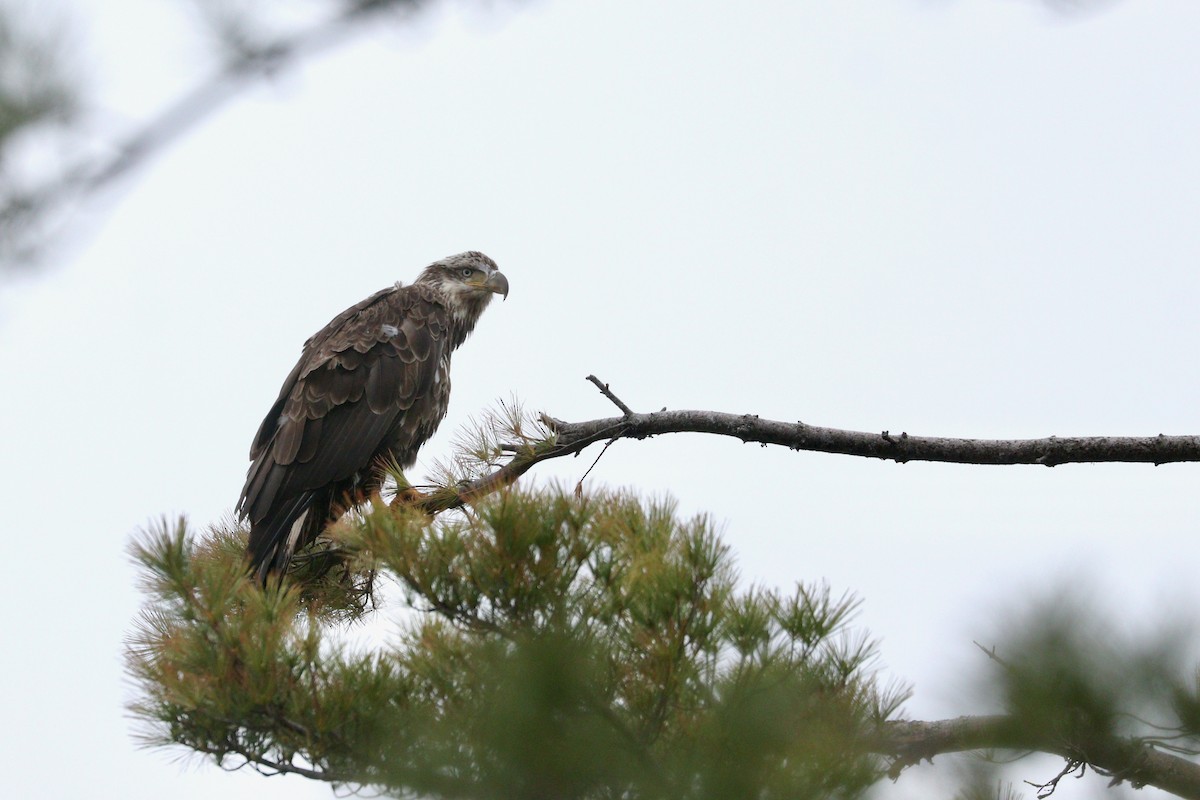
[585,374,636,416]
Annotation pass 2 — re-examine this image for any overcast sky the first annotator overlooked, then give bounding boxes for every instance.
[3,1,1199,798]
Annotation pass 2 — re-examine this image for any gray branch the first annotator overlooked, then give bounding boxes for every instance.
[877,716,1200,799]
[2,0,433,268]
[407,378,1200,516]
[545,409,1200,467]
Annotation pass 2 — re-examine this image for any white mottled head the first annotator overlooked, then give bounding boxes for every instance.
[416,251,509,325]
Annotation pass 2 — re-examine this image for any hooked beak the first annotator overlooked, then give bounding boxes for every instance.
[486,270,509,300]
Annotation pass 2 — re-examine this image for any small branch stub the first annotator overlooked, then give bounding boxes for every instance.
[586,374,636,417]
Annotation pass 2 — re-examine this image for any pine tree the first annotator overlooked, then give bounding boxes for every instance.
[128,484,903,798]
[126,407,1200,799]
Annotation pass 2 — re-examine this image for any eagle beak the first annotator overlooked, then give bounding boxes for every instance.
[486,270,509,300]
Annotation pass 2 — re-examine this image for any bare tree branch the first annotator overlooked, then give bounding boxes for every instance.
[877,716,1200,800]
[398,382,1200,519]
[545,409,1200,467]
[77,1,426,192]
[2,0,434,267]
[585,373,634,416]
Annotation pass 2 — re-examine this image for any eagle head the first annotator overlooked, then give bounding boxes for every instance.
[417,251,508,308]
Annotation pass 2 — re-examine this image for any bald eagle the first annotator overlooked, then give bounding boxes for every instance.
[237,251,508,583]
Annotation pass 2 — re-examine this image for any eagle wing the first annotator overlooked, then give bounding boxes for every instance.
[237,284,449,573]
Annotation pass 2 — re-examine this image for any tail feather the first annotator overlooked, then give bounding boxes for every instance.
[247,490,332,583]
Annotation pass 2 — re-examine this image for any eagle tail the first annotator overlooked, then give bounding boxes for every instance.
[247,490,332,584]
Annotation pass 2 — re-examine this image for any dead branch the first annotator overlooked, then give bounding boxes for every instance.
[402,377,1200,514]
[585,373,635,416]
[4,0,428,267]
[557,376,1200,467]
[546,410,1200,467]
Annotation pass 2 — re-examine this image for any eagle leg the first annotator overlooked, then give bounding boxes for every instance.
[393,485,426,504]
[388,471,426,505]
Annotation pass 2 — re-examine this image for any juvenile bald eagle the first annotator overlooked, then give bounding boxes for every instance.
[237,251,508,583]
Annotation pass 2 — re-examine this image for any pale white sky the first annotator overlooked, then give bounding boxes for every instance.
[2,1,1199,798]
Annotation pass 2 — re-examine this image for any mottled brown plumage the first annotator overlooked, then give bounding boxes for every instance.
[237,251,508,582]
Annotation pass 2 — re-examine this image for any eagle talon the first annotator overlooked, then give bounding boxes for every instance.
[392,485,427,505]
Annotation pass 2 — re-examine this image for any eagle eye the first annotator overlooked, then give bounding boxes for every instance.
[460,267,474,278]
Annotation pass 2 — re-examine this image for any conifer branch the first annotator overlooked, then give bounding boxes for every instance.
[132,493,1200,799]
[188,739,352,783]
[585,373,635,417]
[406,419,619,513]
[544,410,1200,466]
[3,0,431,266]
[876,716,1200,800]
[401,398,1200,515]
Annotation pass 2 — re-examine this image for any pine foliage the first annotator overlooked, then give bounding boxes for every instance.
[127,488,907,798]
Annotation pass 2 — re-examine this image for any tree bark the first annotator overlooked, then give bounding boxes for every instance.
[548,409,1200,467]
[409,377,1200,515]
[877,716,1200,800]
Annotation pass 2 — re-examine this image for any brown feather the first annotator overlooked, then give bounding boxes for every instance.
[273,418,306,466]
[366,353,404,413]
[296,415,323,463]
[237,252,506,581]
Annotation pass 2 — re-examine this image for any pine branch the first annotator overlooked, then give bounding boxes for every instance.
[3,0,431,266]
[75,1,421,192]
[556,372,1200,466]
[407,426,609,514]
[190,740,352,784]
[546,409,1200,467]
[400,378,1200,514]
[876,715,1200,800]
[138,492,1200,799]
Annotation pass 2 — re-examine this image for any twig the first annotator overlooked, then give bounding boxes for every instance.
[3,1,424,267]
[190,740,353,783]
[575,438,617,498]
[1026,760,1087,799]
[403,415,625,514]
[973,640,1013,668]
[586,374,636,416]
